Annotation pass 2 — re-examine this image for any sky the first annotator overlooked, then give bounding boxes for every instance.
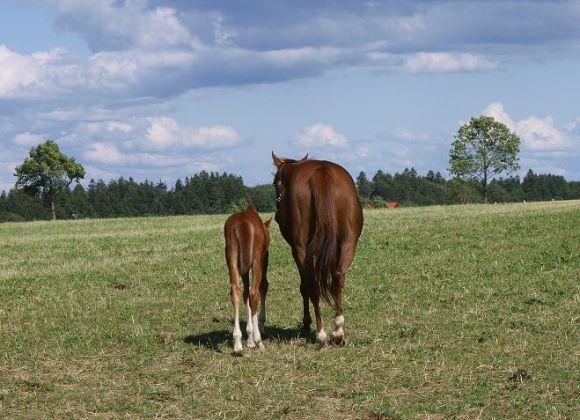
[1,0,580,192]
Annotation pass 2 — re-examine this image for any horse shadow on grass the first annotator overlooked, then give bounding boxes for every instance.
[183,323,313,353]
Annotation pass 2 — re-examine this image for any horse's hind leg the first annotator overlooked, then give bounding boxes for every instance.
[242,272,256,349]
[292,246,312,334]
[228,264,243,354]
[258,252,269,335]
[310,289,327,347]
[249,259,264,349]
[330,240,356,345]
[258,278,268,336]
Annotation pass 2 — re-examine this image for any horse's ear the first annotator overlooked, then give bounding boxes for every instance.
[264,218,272,228]
[297,153,309,163]
[272,151,284,168]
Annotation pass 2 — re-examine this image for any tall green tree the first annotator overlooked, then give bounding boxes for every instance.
[14,140,85,220]
[449,116,520,202]
[356,171,373,200]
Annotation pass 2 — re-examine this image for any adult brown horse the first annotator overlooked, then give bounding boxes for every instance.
[272,152,363,346]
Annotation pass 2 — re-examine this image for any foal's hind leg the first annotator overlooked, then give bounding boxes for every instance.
[229,265,243,354]
[330,241,356,345]
[248,258,265,349]
[241,273,256,349]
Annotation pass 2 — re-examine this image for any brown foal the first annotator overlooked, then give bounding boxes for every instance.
[224,205,271,354]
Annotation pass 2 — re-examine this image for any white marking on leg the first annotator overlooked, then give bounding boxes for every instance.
[233,303,242,353]
[332,315,345,339]
[258,296,266,335]
[246,299,255,348]
[252,312,263,350]
[317,329,328,346]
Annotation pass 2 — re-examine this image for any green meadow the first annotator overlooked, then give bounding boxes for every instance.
[1,201,578,418]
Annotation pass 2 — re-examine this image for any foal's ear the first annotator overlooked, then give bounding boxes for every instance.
[264,218,272,229]
[272,151,284,168]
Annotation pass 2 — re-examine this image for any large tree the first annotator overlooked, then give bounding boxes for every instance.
[449,116,520,202]
[14,140,85,220]
[356,171,373,200]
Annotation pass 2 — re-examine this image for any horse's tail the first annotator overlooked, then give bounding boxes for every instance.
[307,166,337,305]
[225,222,253,275]
[235,224,253,275]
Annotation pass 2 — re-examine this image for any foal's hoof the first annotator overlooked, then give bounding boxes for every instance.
[232,350,243,357]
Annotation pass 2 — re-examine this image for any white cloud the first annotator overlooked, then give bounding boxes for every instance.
[183,126,240,148]
[484,102,572,152]
[484,102,515,131]
[296,124,347,148]
[516,116,568,152]
[83,142,123,165]
[404,53,496,73]
[47,1,191,51]
[145,117,240,150]
[146,117,179,149]
[0,45,44,98]
[13,132,45,147]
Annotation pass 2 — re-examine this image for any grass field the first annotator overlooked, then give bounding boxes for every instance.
[1,201,578,418]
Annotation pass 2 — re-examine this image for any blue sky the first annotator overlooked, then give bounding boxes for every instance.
[1,0,579,192]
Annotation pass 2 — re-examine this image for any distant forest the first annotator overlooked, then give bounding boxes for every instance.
[1,168,579,222]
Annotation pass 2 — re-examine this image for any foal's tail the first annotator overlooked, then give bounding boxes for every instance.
[225,224,253,275]
[235,225,253,275]
[307,166,337,305]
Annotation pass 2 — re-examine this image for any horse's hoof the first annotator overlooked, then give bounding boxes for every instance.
[233,341,243,354]
[330,333,346,346]
[257,342,265,350]
[316,329,328,348]
[232,350,243,357]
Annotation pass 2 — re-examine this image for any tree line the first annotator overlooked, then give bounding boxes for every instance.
[1,168,579,222]
[356,168,580,207]
[3,119,579,223]
[0,172,275,222]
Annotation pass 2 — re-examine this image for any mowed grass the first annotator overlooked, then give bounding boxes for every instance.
[0,201,578,419]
